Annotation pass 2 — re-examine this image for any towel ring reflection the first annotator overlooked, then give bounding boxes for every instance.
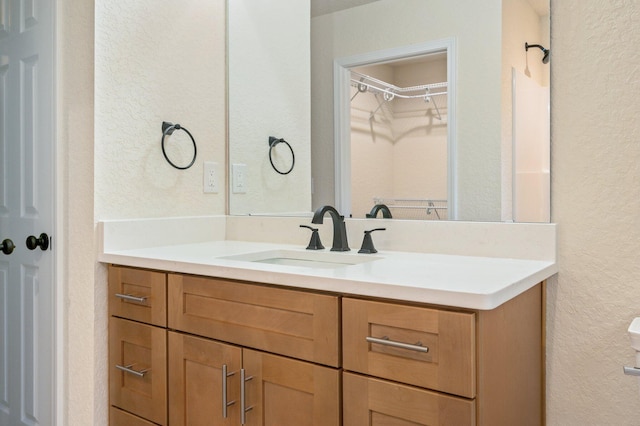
[268,136,295,175]
[161,121,197,170]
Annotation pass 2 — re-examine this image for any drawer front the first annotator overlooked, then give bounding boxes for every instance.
[109,406,157,426]
[168,274,340,367]
[109,317,167,425]
[343,298,475,398]
[343,372,475,426]
[109,265,167,327]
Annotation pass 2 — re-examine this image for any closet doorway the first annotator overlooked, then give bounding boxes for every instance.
[333,39,456,220]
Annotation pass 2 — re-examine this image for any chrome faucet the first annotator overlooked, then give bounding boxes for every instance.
[311,205,350,251]
[366,203,392,219]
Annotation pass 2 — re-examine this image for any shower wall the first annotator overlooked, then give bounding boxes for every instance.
[350,57,448,219]
[513,68,550,222]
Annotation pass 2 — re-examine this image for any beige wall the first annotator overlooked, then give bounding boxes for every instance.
[94,0,226,220]
[548,1,640,424]
[58,0,95,423]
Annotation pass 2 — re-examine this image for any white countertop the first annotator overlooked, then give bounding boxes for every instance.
[99,237,557,310]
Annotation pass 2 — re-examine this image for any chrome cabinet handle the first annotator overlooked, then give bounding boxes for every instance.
[222,364,236,418]
[115,364,148,377]
[115,293,148,304]
[366,335,429,353]
[240,368,254,425]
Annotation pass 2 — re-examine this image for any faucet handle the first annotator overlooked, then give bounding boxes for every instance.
[300,225,325,250]
[358,228,386,254]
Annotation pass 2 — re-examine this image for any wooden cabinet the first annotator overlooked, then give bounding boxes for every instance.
[343,372,475,426]
[168,273,340,367]
[241,349,340,425]
[343,298,476,398]
[108,265,544,426]
[109,317,167,425]
[342,283,544,426]
[108,266,168,426]
[109,266,341,425]
[168,332,241,425]
[168,332,340,426]
[167,274,341,425]
[109,265,167,327]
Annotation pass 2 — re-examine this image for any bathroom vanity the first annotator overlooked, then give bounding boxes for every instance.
[101,216,556,426]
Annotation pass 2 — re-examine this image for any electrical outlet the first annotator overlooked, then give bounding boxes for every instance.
[232,163,247,194]
[203,161,219,193]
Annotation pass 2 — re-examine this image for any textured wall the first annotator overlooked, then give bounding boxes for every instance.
[58,0,96,424]
[94,0,226,220]
[548,1,640,424]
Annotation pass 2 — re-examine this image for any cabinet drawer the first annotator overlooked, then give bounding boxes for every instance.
[109,406,157,426]
[343,372,475,426]
[343,298,475,398]
[109,265,167,327]
[109,317,167,425]
[168,274,340,367]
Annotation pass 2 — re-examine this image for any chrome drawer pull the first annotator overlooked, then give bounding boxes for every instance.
[222,364,236,418]
[240,369,254,425]
[366,335,429,353]
[115,364,148,377]
[115,293,148,304]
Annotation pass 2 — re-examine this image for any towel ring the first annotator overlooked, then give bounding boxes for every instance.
[161,121,197,170]
[268,136,295,175]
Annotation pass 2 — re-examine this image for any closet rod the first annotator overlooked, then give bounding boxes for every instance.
[351,70,447,96]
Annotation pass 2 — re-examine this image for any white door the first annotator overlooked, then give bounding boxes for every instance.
[0,0,55,425]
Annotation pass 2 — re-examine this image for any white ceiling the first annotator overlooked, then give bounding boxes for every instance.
[311,0,549,19]
[310,0,380,18]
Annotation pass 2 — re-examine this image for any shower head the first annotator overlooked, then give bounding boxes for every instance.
[525,42,550,64]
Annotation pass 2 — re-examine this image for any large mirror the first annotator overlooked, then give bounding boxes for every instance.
[228,0,550,222]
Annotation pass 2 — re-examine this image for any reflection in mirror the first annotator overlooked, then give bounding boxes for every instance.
[312,0,550,222]
[336,45,452,220]
[227,0,551,222]
[228,0,312,216]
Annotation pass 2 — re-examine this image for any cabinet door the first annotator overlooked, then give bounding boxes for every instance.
[343,372,475,426]
[242,349,340,426]
[109,265,167,327]
[109,317,167,425]
[168,332,242,425]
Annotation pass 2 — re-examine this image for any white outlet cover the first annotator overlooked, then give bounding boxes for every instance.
[232,163,247,194]
[203,161,219,193]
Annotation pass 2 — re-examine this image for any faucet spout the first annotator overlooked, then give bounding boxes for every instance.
[311,205,350,251]
[366,203,393,219]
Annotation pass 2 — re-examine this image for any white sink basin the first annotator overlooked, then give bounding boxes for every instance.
[222,249,381,269]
